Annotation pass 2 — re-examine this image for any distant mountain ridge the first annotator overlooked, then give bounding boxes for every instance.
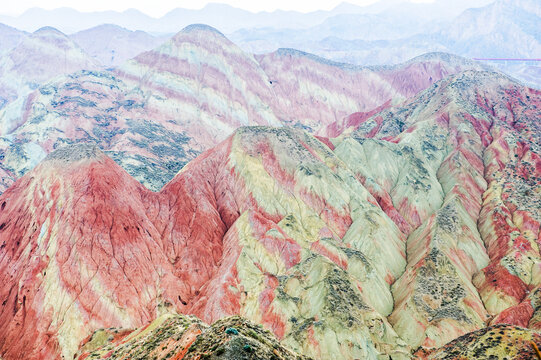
[230,0,540,88]
[0,0,494,33]
[71,24,169,67]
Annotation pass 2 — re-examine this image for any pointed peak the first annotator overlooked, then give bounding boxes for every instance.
[44,143,105,164]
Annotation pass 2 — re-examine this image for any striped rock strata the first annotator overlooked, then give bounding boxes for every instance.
[0,25,485,193]
[0,70,539,359]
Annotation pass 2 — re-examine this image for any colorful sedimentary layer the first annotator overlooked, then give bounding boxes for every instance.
[257,50,485,132]
[0,125,412,359]
[0,25,484,193]
[0,49,540,360]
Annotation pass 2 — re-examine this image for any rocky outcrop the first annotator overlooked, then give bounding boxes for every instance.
[420,324,541,359]
[76,314,309,360]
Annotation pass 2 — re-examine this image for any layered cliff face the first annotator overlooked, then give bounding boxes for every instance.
[0,67,540,359]
[0,25,484,194]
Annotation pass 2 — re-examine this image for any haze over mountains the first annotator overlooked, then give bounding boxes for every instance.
[0,0,540,359]
[0,0,538,88]
[0,0,494,34]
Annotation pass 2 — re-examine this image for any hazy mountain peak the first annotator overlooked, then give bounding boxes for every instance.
[33,26,65,37]
[180,23,226,37]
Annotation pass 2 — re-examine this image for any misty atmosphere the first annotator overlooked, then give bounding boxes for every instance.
[0,1,540,359]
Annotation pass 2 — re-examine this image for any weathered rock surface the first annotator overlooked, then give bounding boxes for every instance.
[420,324,541,359]
[76,314,309,360]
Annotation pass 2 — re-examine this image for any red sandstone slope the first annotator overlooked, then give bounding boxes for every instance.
[0,70,540,360]
[0,145,194,359]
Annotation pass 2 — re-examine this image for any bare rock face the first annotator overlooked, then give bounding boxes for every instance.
[76,314,309,360]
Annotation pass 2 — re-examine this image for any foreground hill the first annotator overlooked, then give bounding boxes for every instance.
[0,25,485,193]
[0,69,540,359]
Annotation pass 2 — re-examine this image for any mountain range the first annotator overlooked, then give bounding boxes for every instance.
[0,0,538,89]
[0,25,487,194]
[0,0,494,34]
[0,67,540,359]
[0,1,540,359]
[231,0,541,89]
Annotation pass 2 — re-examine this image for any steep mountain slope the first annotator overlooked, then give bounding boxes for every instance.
[0,26,99,110]
[0,25,483,194]
[257,51,486,131]
[0,70,540,360]
[0,145,189,359]
[326,70,541,349]
[71,24,169,67]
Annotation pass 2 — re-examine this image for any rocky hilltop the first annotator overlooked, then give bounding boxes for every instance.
[0,68,540,359]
